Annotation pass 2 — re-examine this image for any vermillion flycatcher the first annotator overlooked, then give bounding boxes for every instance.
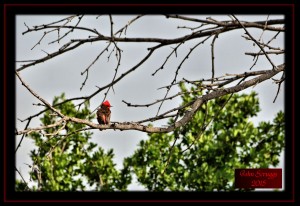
[97,100,112,125]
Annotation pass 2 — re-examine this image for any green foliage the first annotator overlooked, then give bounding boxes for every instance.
[125,84,285,191]
[16,93,131,191]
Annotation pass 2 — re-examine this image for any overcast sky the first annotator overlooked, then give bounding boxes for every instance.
[15,15,285,191]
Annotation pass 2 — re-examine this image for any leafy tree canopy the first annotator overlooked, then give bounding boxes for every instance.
[125,83,284,191]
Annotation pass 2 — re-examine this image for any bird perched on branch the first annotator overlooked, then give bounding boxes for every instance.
[97,100,112,125]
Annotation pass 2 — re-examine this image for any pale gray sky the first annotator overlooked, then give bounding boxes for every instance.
[15,15,285,191]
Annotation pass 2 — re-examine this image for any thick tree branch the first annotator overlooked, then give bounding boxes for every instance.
[16,64,284,135]
[165,15,284,31]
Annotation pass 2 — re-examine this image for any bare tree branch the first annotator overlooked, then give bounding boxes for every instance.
[17,16,284,72]
[245,50,284,56]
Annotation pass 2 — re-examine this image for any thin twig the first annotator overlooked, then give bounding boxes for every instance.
[115,15,144,36]
[161,132,179,177]
[232,15,277,69]
[90,48,155,114]
[15,117,32,153]
[156,34,212,116]
[210,30,222,83]
[272,71,285,103]
[80,42,112,90]
[15,166,30,191]
[258,14,269,42]
[49,15,84,44]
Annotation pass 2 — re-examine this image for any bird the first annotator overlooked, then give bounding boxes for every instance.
[97,100,112,125]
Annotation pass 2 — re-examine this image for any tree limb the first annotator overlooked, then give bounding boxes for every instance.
[16,64,284,135]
